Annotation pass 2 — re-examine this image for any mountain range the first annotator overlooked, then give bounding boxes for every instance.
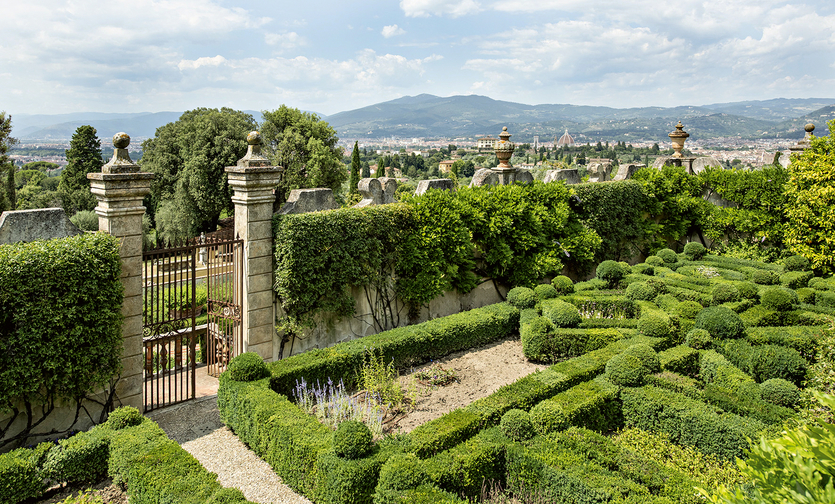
[9,96,835,144]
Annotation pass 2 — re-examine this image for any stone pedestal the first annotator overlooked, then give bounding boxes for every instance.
[226,132,283,360]
[88,133,153,410]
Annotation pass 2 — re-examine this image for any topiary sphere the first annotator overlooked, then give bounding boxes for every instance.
[796,287,816,305]
[656,248,678,264]
[333,420,373,459]
[606,353,647,387]
[645,255,665,267]
[534,284,558,301]
[104,406,144,430]
[683,242,707,260]
[712,283,741,305]
[542,299,581,328]
[625,281,657,301]
[500,409,536,441]
[622,344,661,373]
[632,263,655,276]
[227,352,271,382]
[808,277,829,291]
[694,306,745,340]
[749,345,807,386]
[596,260,627,288]
[751,269,779,285]
[551,275,575,295]
[676,300,704,319]
[619,261,633,275]
[646,278,668,295]
[685,328,712,350]
[737,281,760,300]
[760,287,797,312]
[638,312,672,339]
[759,378,801,408]
[783,254,810,272]
[654,293,679,312]
[506,287,537,309]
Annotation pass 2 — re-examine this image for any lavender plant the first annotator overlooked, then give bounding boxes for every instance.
[293,377,384,437]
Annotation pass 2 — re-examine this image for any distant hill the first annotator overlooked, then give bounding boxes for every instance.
[10,96,835,143]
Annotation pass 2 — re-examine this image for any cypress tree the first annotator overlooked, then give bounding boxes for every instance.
[349,141,361,194]
[59,125,102,214]
[362,161,370,178]
[5,165,14,210]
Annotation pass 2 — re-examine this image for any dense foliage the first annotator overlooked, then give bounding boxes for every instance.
[0,233,124,449]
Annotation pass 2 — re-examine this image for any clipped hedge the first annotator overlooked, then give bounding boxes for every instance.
[529,377,621,435]
[268,303,519,397]
[621,385,765,460]
[522,325,625,362]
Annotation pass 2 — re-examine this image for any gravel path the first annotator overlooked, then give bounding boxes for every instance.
[148,397,311,504]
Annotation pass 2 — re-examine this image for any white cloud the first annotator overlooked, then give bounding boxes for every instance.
[177,55,227,71]
[400,0,481,17]
[381,24,406,38]
[265,31,303,49]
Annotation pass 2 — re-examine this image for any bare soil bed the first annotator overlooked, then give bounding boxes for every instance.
[34,478,127,504]
[388,336,545,434]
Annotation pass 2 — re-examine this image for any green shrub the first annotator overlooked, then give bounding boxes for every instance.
[333,420,373,460]
[375,453,427,499]
[606,353,647,387]
[0,448,44,503]
[683,242,707,260]
[529,377,621,434]
[737,281,760,300]
[637,312,672,339]
[695,306,745,340]
[782,254,810,272]
[632,263,655,276]
[227,352,271,382]
[699,350,755,390]
[712,283,741,304]
[686,328,712,350]
[621,385,764,460]
[104,406,144,430]
[623,344,661,374]
[500,409,535,441]
[43,428,111,486]
[205,487,249,504]
[746,326,820,358]
[575,278,608,291]
[521,316,554,362]
[518,308,540,327]
[551,275,574,294]
[816,290,835,308]
[761,287,798,312]
[542,299,581,328]
[645,255,665,267]
[625,281,657,301]
[751,269,779,285]
[749,345,808,386]
[808,277,831,291]
[653,293,679,312]
[523,326,624,362]
[656,248,678,264]
[796,287,816,304]
[658,345,699,376]
[780,270,814,289]
[760,378,801,408]
[596,260,627,288]
[676,301,703,319]
[739,305,781,327]
[702,381,795,425]
[534,284,558,301]
[506,286,537,309]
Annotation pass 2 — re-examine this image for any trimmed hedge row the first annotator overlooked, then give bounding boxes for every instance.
[528,377,621,435]
[268,302,519,397]
[621,385,765,460]
[0,409,253,504]
[521,319,626,362]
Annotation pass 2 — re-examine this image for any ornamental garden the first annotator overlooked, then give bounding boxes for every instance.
[2,121,835,503]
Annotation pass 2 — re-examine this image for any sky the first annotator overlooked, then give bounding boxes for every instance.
[1,0,834,117]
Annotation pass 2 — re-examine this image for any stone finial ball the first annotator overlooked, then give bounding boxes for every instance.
[503,126,508,131]
[113,132,130,149]
[805,123,815,133]
[247,131,261,145]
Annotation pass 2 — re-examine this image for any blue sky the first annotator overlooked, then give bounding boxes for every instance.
[1,0,833,116]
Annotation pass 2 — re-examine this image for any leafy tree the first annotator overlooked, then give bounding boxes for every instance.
[349,141,361,195]
[0,112,16,212]
[22,161,59,172]
[59,125,102,214]
[784,120,835,273]
[261,105,347,205]
[141,108,256,238]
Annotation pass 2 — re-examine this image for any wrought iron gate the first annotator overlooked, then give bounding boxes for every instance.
[141,233,243,412]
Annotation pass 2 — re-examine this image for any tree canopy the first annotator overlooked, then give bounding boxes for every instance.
[59,125,102,214]
[0,112,16,212]
[261,105,347,205]
[140,108,256,241]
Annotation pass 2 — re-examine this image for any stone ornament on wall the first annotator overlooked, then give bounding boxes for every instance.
[278,188,338,215]
[543,168,581,185]
[415,179,455,195]
[354,177,398,207]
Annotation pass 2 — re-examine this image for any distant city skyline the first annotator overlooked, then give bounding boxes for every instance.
[1,0,833,117]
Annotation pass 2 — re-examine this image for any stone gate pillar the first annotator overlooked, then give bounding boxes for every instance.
[88,133,153,410]
[225,132,283,360]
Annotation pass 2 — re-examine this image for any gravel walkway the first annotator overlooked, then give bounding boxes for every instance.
[148,396,311,504]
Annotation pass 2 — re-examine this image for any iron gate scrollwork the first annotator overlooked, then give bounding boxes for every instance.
[205,237,243,377]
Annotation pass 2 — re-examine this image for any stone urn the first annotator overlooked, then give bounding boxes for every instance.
[494,126,515,169]
[668,121,689,159]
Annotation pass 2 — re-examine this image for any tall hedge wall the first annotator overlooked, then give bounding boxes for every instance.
[0,233,124,448]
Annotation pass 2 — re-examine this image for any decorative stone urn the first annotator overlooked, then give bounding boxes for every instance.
[495,126,515,168]
[668,121,689,159]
